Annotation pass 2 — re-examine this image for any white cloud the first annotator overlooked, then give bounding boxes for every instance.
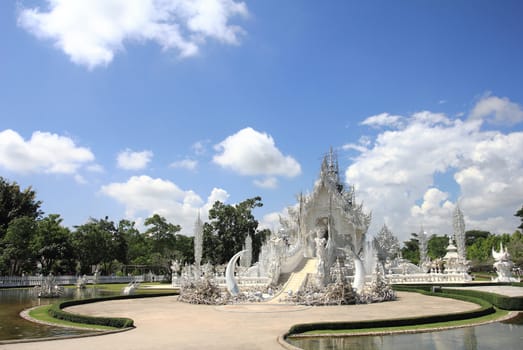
[100,175,229,235]
[170,159,198,171]
[192,140,209,155]
[259,211,282,232]
[344,95,523,241]
[253,176,278,189]
[0,129,95,175]
[360,113,404,128]
[18,0,248,69]
[213,127,301,177]
[470,94,523,125]
[117,149,153,170]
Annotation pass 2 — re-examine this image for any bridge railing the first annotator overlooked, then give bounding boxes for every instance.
[0,274,168,288]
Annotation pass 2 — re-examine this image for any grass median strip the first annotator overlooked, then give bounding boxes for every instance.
[28,305,117,330]
[295,307,509,336]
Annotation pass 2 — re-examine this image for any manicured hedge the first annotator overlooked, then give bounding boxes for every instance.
[48,292,178,328]
[393,284,523,310]
[287,287,495,336]
[441,288,523,310]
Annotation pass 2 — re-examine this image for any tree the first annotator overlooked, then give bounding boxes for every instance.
[144,214,182,278]
[32,214,74,274]
[1,216,37,275]
[144,214,181,256]
[465,230,491,247]
[507,230,523,267]
[0,177,42,240]
[401,233,420,265]
[72,217,125,275]
[116,219,143,265]
[203,197,269,265]
[428,235,449,260]
[515,206,523,230]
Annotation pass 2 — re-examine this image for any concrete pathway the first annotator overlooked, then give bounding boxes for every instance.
[1,291,481,350]
[446,285,523,297]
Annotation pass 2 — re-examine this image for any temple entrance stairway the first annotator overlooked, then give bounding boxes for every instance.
[267,258,317,303]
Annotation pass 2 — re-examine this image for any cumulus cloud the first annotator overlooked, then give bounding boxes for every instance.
[117,149,153,170]
[192,140,210,155]
[360,113,404,128]
[344,95,523,240]
[213,127,301,179]
[170,158,198,171]
[470,94,523,125]
[253,176,278,189]
[18,0,248,69]
[0,129,95,176]
[100,175,229,235]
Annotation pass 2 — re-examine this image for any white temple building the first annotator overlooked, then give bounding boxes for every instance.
[175,149,475,297]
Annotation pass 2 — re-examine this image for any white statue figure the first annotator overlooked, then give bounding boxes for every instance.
[315,228,327,286]
[492,242,520,282]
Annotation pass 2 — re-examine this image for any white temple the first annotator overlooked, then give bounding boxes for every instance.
[175,149,476,300]
[255,148,372,294]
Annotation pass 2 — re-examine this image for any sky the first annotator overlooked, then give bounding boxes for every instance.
[1,0,523,242]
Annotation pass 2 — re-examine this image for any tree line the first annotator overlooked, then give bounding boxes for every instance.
[0,177,269,277]
[401,227,523,271]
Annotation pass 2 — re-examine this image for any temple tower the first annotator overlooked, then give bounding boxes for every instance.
[193,212,203,269]
[453,205,466,261]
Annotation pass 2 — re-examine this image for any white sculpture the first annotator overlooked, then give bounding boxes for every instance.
[225,250,246,296]
[241,234,253,268]
[492,242,520,283]
[418,227,429,270]
[373,224,399,265]
[193,212,204,270]
[453,205,467,261]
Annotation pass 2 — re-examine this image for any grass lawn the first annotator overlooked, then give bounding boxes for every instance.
[28,305,117,331]
[296,308,510,336]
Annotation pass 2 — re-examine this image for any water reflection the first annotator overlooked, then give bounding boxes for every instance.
[0,287,117,341]
[288,313,523,350]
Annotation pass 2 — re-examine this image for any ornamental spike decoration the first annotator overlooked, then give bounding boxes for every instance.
[453,205,466,261]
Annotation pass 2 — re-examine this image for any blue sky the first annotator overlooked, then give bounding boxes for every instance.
[1,0,522,241]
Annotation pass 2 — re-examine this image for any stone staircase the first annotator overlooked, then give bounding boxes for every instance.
[267,258,317,303]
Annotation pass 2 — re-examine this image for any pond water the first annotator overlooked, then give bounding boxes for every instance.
[287,313,523,350]
[0,287,118,341]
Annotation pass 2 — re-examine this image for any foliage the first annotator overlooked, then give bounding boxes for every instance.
[427,235,448,260]
[400,233,448,264]
[1,216,37,275]
[0,177,43,275]
[400,233,419,265]
[0,177,42,239]
[516,205,523,230]
[202,196,269,265]
[32,214,75,274]
[72,217,119,274]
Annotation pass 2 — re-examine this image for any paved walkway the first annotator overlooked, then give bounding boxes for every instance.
[1,291,481,350]
[446,285,523,297]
